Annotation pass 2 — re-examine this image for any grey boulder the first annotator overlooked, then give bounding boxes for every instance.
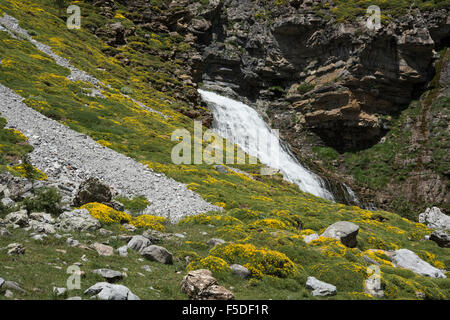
[180,269,234,300]
[321,221,359,248]
[0,228,11,238]
[29,212,55,224]
[364,277,384,298]
[303,233,319,244]
[72,178,112,207]
[92,269,123,283]
[306,277,337,297]
[140,245,173,264]
[230,264,251,279]
[207,238,225,248]
[4,210,29,227]
[84,282,139,300]
[117,245,128,257]
[419,207,450,230]
[28,220,56,234]
[392,249,446,279]
[56,209,101,232]
[127,235,151,252]
[430,230,450,248]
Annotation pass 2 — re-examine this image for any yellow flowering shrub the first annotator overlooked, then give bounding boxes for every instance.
[8,164,48,181]
[213,202,226,208]
[179,214,242,226]
[97,139,112,148]
[227,208,261,221]
[309,237,349,257]
[216,224,249,241]
[210,243,298,278]
[8,129,28,141]
[420,251,445,270]
[81,202,132,224]
[130,214,166,231]
[249,218,288,230]
[363,249,393,266]
[274,210,303,229]
[186,256,230,273]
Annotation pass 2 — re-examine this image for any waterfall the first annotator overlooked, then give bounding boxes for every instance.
[198,89,335,201]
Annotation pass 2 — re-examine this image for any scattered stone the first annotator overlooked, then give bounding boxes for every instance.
[321,221,359,248]
[6,243,25,255]
[56,209,101,232]
[92,269,123,283]
[392,249,446,278]
[419,207,450,230]
[0,278,4,288]
[142,265,152,273]
[429,230,450,248]
[84,282,140,300]
[4,210,29,227]
[122,223,137,232]
[0,228,11,238]
[29,212,55,224]
[127,235,151,252]
[66,238,80,247]
[303,233,319,244]
[99,228,113,236]
[53,287,67,297]
[142,230,163,243]
[31,234,47,241]
[66,296,82,300]
[230,264,251,279]
[174,233,186,239]
[117,245,128,257]
[306,277,337,297]
[1,197,15,208]
[180,269,234,300]
[3,280,26,293]
[4,290,13,298]
[207,238,225,248]
[91,242,114,257]
[140,245,173,264]
[29,220,56,234]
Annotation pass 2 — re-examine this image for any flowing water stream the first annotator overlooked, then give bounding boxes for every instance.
[199,89,337,201]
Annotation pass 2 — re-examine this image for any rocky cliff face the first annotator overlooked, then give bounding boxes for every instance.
[187,0,449,216]
[91,0,449,216]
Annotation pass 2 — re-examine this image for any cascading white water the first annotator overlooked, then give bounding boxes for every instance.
[198,89,335,201]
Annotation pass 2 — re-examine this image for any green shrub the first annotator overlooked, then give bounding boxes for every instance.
[23,187,63,216]
[120,86,134,95]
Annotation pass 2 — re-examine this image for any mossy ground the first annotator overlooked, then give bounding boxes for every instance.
[0,1,448,300]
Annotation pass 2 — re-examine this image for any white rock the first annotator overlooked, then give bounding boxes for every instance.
[303,233,319,243]
[84,282,140,300]
[127,235,151,253]
[321,221,359,248]
[419,207,450,230]
[117,245,128,257]
[392,249,446,279]
[56,209,101,232]
[306,276,337,296]
[53,287,67,296]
